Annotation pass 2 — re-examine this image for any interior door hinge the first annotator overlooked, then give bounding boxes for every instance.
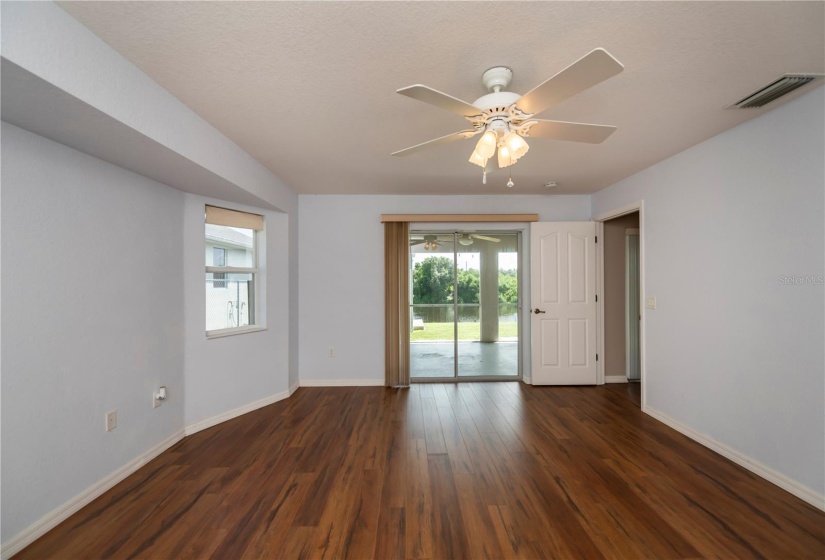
[596,354,599,361]
[595,236,598,243]
[595,294,598,302]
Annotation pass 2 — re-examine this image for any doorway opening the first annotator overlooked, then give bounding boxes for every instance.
[409,231,521,381]
[599,209,642,405]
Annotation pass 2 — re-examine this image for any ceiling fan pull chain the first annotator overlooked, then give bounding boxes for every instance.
[482,169,487,185]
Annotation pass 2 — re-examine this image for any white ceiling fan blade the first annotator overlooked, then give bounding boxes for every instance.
[515,48,624,116]
[397,85,483,118]
[391,129,479,157]
[410,239,426,246]
[524,120,617,144]
[472,234,500,242]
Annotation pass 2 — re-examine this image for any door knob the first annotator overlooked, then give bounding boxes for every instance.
[533,308,546,314]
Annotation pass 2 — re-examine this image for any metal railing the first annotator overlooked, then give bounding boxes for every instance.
[410,302,518,324]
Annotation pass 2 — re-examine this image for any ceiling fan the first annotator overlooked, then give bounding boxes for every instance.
[458,233,500,246]
[410,234,444,250]
[410,233,501,250]
[391,48,624,187]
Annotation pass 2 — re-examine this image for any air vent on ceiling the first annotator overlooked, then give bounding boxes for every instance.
[727,74,824,109]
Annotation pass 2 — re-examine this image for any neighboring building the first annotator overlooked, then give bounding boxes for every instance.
[205,224,253,331]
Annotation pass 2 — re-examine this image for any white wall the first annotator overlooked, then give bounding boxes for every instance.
[183,195,292,428]
[2,0,303,414]
[592,87,825,498]
[1,123,186,542]
[298,195,591,384]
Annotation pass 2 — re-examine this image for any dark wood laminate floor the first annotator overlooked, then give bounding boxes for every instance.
[18,383,825,559]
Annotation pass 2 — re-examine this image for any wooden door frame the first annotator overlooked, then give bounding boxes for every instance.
[593,201,646,411]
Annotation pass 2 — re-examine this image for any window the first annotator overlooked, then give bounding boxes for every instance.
[212,248,227,288]
[205,205,263,335]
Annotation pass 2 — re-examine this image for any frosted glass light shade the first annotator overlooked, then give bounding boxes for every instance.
[498,145,514,168]
[474,130,498,159]
[468,150,487,167]
[503,131,529,160]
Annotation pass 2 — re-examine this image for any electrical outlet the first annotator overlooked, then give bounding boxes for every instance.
[646,296,657,310]
[105,410,117,432]
[328,347,335,357]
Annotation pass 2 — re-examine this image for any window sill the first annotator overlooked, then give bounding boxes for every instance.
[206,326,267,339]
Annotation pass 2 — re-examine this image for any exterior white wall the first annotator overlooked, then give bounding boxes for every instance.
[592,87,825,497]
[298,195,591,384]
[183,195,292,427]
[0,123,186,542]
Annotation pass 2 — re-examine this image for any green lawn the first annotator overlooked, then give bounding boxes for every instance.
[410,321,518,342]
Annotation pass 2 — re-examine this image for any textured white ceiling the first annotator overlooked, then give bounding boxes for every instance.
[58,1,824,195]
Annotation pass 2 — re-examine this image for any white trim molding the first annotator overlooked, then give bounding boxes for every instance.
[299,379,385,387]
[595,220,605,385]
[1,430,185,560]
[593,200,644,222]
[645,405,825,512]
[185,386,296,436]
[605,375,629,384]
[3,385,304,559]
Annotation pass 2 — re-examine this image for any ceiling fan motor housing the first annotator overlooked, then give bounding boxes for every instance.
[481,66,513,93]
[472,91,521,111]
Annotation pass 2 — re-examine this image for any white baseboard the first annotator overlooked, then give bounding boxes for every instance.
[605,375,629,383]
[1,429,185,560]
[644,405,825,512]
[522,376,532,385]
[185,387,295,436]
[3,385,304,559]
[299,379,385,387]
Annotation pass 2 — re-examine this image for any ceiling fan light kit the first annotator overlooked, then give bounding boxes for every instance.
[503,131,529,159]
[468,150,487,167]
[459,234,474,246]
[497,144,513,169]
[473,130,498,160]
[392,49,624,188]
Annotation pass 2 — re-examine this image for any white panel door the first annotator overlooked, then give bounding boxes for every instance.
[531,222,598,385]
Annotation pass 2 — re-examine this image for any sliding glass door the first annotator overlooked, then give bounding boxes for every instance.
[409,231,521,381]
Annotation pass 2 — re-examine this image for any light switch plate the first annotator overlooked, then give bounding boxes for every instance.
[105,410,117,432]
[646,296,657,310]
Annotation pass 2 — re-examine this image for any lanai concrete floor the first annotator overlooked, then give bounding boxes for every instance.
[410,341,519,378]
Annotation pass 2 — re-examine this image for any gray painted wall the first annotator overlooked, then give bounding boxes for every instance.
[1,123,186,541]
[298,194,592,384]
[592,87,825,496]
